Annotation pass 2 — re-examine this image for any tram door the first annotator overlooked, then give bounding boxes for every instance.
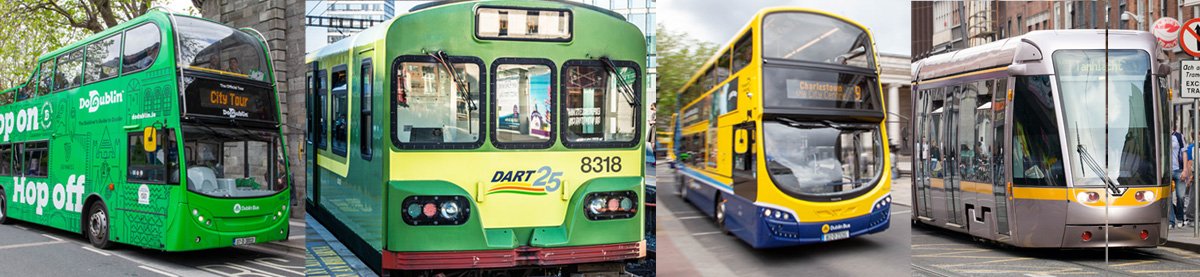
[928,89,948,223]
[943,86,963,228]
[914,89,933,218]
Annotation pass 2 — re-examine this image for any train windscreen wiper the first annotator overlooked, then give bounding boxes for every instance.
[1076,144,1126,196]
[598,56,639,108]
[428,51,477,111]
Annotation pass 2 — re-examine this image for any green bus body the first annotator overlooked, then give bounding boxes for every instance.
[306,0,647,271]
[0,11,292,251]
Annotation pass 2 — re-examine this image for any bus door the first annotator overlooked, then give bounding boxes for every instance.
[943,86,964,229]
[731,122,756,200]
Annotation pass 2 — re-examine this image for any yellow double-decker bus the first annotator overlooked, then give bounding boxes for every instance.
[670,8,892,248]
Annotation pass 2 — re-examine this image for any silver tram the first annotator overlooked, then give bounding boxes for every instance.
[911,30,1171,248]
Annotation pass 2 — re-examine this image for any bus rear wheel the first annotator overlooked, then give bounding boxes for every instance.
[87,202,113,249]
[0,191,10,224]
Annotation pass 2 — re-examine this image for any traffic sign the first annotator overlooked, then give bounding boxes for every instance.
[1155,17,1181,49]
[1182,60,1200,98]
[1182,18,1200,57]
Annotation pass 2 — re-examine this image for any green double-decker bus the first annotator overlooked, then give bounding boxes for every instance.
[306,0,648,274]
[0,10,292,251]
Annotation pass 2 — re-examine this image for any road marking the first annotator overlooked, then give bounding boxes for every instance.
[81,246,112,256]
[677,216,707,220]
[1110,260,1157,267]
[913,249,990,257]
[0,240,66,250]
[691,231,723,236]
[139,265,180,277]
[246,258,305,275]
[288,220,303,228]
[13,225,28,230]
[892,210,912,215]
[938,257,1033,267]
[200,262,289,277]
[40,234,63,241]
[242,244,306,259]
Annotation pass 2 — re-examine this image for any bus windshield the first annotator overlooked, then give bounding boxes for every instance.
[175,16,270,82]
[762,12,874,69]
[1054,50,1157,187]
[762,119,882,199]
[182,125,287,198]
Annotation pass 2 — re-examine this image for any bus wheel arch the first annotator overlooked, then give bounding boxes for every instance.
[0,187,10,224]
[81,195,113,249]
[715,192,728,233]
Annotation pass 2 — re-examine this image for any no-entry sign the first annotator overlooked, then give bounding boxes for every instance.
[1182,18,1200,57]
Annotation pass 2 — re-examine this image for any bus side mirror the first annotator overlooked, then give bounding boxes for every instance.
[143,127,158,152]
[735,129,749,154]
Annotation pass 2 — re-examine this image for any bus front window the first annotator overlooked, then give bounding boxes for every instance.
[762,120,882,199]
[182,126,286,198]
[175,16,270,81]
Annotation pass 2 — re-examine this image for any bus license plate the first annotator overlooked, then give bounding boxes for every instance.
[822,231,850,241]
[234,237,256,245]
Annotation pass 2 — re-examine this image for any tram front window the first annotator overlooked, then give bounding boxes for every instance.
[762,119,882,198]
[182,126,287,198]
[1053,50,1156,187]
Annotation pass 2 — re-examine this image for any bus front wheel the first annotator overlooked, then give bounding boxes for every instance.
[715,194,729,234]
[0,190,10,224]
[87,202,113,249]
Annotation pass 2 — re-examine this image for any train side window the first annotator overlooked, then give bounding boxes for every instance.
[316,69,327,149]
[54,49,84,92]
[359,59,373,160]
[128,129,178,184]
[85,34,123,84]
[0,144,12,176]
[732,33,752,72]
[305,65,313,145]
[22,141,48,178]
[123,23,161,74]
[1011,75,1064,187]
[331,66,349,157]
[33,61,52,100]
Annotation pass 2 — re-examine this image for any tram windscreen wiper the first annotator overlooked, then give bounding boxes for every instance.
[1076,144,1125,196]
[598,57,639,108]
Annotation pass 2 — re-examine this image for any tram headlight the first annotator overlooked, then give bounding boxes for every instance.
[584,191,638,220]
[1135,191,1154,203]
[400,195,470,226]
[1075,192,1101,204]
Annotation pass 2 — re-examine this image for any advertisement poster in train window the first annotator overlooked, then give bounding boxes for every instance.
[497,72,552,138]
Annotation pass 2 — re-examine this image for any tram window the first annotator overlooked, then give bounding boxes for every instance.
[1011,75,1064,186]
[955,84,979,181]
[494,63,554,145]
[54,49,83,91]
[971,80,994,183]
[128,129,178,184]
[732,33,752,72]
[85,34,122,84]
[331,66,349,157]
[123,23,161,74]
[360,59,373,160]
[22,141,48,178]
[34,61,52,99]
[316,69,327,149]
[0,144,12,176]
[393,57,482,147]
[562,61,640,145]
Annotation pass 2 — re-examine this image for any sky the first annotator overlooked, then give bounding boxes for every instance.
[659,0,911,56]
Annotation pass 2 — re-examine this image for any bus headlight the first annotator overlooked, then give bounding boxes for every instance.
[400,195,470,226]
[584,191,638,220]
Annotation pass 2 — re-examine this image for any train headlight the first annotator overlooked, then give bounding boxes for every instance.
[1075,192,1100,204]
[584,191,638,220]
[1135,191,1153,203]
[401,196,470,226]
[439,201,460,220]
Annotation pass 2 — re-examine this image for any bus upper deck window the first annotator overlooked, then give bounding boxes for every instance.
[123,23,161,74]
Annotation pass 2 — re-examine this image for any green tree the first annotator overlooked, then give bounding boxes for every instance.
[0,0,164,90]
[654,24,716,131]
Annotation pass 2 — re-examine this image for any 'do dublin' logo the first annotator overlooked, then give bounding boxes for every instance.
[233,203,260,214]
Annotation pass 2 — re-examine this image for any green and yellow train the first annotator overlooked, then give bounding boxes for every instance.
[305,0,648,274]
